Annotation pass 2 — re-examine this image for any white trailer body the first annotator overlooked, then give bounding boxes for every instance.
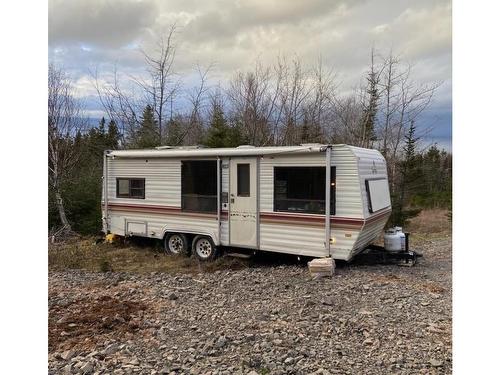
[102,144,391,261]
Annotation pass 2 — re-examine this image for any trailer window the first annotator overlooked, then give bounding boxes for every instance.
[273,167,335,215]
[365,178,391,213]
[237,163,250,197]
[116,178,145,199]
[181,160,217,213]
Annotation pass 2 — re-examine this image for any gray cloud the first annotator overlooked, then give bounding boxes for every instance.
[49,0,158,47]
[49,0,452,141]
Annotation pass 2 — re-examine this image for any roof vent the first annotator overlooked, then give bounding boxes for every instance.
[300,143,323,147]
[155,146,174,150]
[236,145,256,149]
[155,145,206,150]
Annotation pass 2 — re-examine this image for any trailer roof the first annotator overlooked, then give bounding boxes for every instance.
[107,144,333,158]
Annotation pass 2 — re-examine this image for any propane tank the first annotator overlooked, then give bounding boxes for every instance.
[384,228,402,252]
[394,226,406,251]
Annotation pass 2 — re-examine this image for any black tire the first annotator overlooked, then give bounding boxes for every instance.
[192,235,218,261]
[164,233,189,256]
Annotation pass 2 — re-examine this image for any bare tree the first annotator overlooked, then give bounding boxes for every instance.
[331,94,364,144]
[93,65,141,146]
[303,57,337,143]
[228,60,279,146]
[48,64,84,231]
[390,64,438,160]
[358,49,383,148]
[263,55,288,145]
[134,25,179,143]
[177,64,212,145]
[379,52,402,158]
[279,57,312,145]
[375,52,439,189]
[227,55,338,146]
[93,25,179,146]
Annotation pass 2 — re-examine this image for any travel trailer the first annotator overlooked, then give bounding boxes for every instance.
[102,144,392,261]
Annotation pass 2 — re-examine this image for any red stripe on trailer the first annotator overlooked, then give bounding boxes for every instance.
[105,203,390,228]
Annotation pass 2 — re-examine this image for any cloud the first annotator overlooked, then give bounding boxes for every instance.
[49,0,452,141]
[49,0,158,47]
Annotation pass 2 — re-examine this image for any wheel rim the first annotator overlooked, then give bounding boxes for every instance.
[168,235,184,254]
[195,238,212,259]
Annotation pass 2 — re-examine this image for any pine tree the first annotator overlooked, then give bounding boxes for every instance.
[165,116,185,146]
[106,119,120,149]
[135,105,160,148]
[205,101,230,147]
[391,120,422,225]
[359,53,380,148]
[98,116,106,135]
[227,122,248,146]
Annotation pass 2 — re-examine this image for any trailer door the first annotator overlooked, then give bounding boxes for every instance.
[229,157,258,248]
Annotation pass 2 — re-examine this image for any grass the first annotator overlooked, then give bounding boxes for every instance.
[48,237,252,274]
[49,208,451,274]
[405,208,451,235]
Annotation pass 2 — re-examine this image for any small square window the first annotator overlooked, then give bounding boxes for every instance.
[116,178,145,199]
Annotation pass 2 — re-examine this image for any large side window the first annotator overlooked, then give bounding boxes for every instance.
[116,178,145,199]
[274,167,336,215]
[181,160,217,213]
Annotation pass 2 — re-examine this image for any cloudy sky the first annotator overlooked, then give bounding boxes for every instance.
[49,0,452,148]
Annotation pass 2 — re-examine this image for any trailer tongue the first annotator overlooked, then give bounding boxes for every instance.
[355,228,423,266]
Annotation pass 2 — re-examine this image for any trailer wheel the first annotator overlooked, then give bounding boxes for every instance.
[192,235,218,261]
[164,233,189,256]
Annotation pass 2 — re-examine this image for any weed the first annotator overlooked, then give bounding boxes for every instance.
[99,257,113,272]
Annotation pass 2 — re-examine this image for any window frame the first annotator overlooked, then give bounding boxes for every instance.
[365,177,390,213]
[237,163,250,197]
[116,178,145,199]
[273,166,336,215]
[181,160,218,213]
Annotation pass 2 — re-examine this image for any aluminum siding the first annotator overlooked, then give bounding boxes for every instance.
[105,157,219,243]
[258,146,364,259]
[102,145,389,261]
[348,146,391,256]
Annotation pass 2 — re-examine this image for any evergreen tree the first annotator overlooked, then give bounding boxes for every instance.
[205,101,230,147]
[106,119,120,149]
[391,121,422,225]
[135,105,159,148]
[165,116,185,146]
[359,55,380,148]
[227,123,248,146]
[98,116,106,135]
[50,117,124,234]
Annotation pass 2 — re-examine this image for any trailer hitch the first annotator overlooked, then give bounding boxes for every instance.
[355,245,423,266]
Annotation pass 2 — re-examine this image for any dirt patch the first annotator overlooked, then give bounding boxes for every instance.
[420,282,447,294]
[372,274,403,284]
[49,294,148,351]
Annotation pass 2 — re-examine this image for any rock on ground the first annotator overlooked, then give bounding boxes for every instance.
[48,235,452,374]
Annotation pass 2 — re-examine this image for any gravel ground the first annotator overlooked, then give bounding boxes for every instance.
[48,234,451,375]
